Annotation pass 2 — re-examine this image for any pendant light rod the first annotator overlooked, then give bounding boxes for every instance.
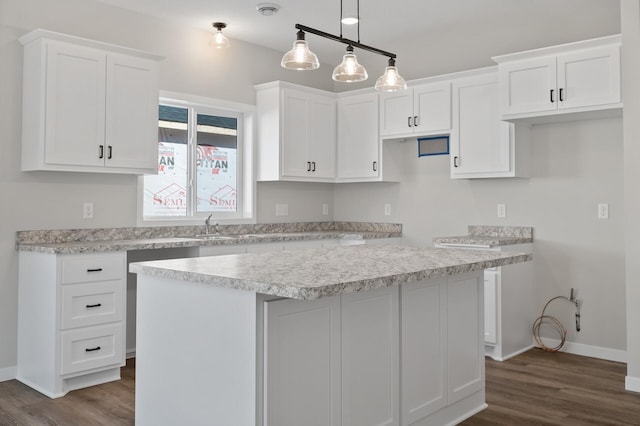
[294,23,396,60]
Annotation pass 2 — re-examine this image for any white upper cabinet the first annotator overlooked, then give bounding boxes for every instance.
[20,30,162,174]
[494,35,621,121]
[337,92,380,181]
[380,82,451,138]
[450,71,530,179]
[256,82,336,182]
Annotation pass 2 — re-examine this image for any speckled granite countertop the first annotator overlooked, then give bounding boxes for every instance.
[129,245,532,299]
[16,222,401,254]
[433,225,533,248]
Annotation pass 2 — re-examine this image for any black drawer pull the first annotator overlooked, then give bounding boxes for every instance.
[86,268,103,272]
[86,303,102,308]
[85,346,101,352]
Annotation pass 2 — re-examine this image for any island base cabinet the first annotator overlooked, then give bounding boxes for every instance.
[133,271,485,426]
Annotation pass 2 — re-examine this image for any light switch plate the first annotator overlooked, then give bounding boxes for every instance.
[83,202,94,219]
[384,203,391,216]
[598,203,609,220]
[322,203,329,216]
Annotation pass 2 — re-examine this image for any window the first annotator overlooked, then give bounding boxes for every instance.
[140,93,254,224]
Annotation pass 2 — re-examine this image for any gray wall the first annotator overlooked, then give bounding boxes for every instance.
[0,0,623,373]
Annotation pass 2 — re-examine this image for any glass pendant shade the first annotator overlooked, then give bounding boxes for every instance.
[211,23,230,49]
[332,46,368,82]
[281,31,320,70]
[375,59,407,92]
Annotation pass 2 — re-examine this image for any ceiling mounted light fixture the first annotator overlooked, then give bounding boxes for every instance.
[281,0,406,91]
[211,22,230,49]
[256,3,280,16]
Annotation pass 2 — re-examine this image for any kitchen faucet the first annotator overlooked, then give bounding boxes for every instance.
[204,214,218,235]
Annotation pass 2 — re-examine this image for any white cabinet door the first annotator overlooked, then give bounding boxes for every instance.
[379,90,413,137]
[44,41,106,167]
[307,95,336,179]
[401,278,447,425]
[557,45,621,110]
[264,296,341,426]
[342,286,399,426]
[281,88,336,180]
[281,89,311,178]
[337,93,380,179]
[413,82,451,134]
[451,73,513,178]
[498,56,556,116]
[447,272,484,404]
[484,270,498,345]
[105,54,158,171]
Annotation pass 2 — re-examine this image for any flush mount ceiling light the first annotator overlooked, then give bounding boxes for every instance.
[211,22,230,49]
[281,0,406,91]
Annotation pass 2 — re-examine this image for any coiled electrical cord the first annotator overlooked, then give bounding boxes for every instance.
[532,295,581,352]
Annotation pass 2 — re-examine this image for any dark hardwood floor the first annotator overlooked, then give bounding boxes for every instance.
[1,350,639,425]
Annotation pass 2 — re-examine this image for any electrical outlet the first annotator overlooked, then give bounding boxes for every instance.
[497,203,506,219]
[598,203,609,220]
[322,203,329,216]
[384,203,391,216]
[83,202,94,219]
[275,203,288,217]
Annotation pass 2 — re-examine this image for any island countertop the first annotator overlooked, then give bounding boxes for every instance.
[129,244,532,300]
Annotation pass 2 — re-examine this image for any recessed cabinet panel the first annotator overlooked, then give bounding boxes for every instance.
[557,46,621,110]
[45,42,106,167]
[105,54,159,170]
[414,82,451,134]
[379,91,413,137]
[499,56,556,115]
[447,273,483,403]
[337,93,380,179]
[308,97,337,179]
[281,92,310,178]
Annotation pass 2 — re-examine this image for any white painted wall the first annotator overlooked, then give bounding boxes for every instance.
[334,118,626,353]
[621,0,640,391]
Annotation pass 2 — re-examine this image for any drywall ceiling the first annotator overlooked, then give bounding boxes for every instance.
[95,0,621,80]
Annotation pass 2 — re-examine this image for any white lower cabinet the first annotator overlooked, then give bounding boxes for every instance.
[262,272,484,426]
[17,251,127,398]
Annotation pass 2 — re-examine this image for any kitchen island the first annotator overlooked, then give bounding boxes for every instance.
[129,245,531,426]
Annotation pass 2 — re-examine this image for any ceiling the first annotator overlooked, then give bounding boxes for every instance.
[95,0,620,78]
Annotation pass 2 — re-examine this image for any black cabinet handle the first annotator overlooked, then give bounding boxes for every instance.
[559,88,564,102]
[87,268,103,273]
[306,161,311,172]
[413,116,419,127]
[454,156,459,168]
[85,346,101,352]
[550,89,555,103]
[373,161,377,172]
[107,145,113,159]
[311,161,316,172]
[86,303,102,308]
[98,145,104,159]
[407,116,412,127]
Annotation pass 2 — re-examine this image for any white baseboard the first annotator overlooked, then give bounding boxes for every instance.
[625,376,640,393]
[0,366,17,382]
[538,339,627,363]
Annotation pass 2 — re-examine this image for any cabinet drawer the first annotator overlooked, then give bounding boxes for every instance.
[61,252,125,284]
[61,323,123,375]
[61,281,123,329]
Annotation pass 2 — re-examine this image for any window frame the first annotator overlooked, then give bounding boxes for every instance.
[137,91,256,226]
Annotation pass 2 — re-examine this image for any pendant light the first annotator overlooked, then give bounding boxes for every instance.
[281,0,406,92]
[375,58,407,92]
[211,22,230,49]
[281,29,320,70]
[332,45,368,82]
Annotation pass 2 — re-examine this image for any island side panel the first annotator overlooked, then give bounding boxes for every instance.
[135,275,256,426]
